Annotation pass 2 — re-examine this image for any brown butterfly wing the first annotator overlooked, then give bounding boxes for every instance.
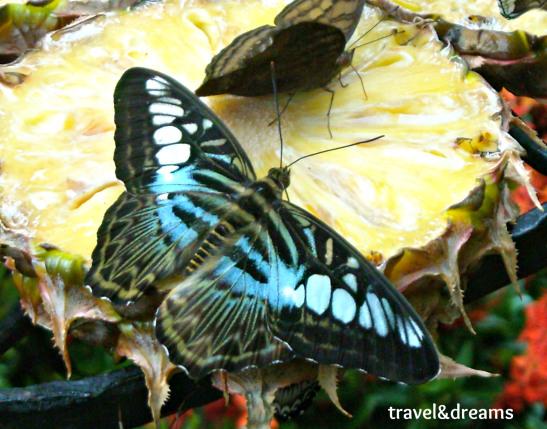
[195,21,346,97]
[274,0,365,40]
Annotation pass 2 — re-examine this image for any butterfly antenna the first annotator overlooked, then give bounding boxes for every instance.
[270,61,284,169]
[352,29,405,51]
[321,88,336,138]
[347,14,389,50]
[286,135,384,168]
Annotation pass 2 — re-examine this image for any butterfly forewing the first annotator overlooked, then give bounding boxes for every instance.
[86,68,256,303]
[113,68,256,193]
[265,202,440,384]
[196,22,346,97]
[274,0,365,40]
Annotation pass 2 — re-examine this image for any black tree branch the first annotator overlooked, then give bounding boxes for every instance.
[465,201,547,302]
[0,365,222,429]
[0,302,32,356]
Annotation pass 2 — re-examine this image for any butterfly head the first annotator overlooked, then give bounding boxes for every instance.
[267,166,291,193]
[336,49,355,69]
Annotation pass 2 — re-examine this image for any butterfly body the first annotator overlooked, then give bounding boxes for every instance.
[195,0,364,97]
[87,67,440,385]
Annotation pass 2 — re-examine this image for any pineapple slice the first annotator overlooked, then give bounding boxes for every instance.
[0,0,538,423]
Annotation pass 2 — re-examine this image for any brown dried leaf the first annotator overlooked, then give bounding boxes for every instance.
[438,354,499,378]
[116,322,178,425]
[318,365,352,418]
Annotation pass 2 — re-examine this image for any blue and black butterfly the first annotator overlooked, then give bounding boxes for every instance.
[86,67,440,384]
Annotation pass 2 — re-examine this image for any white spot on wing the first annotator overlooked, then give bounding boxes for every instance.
[150,102,184,117]
[283,285,305,308]
[306,274,331,315]
[201,138,226,148]
[203,119,213,130]
[156,144,191,165]
[332,289,356,323]
[342,273,358,293]
[157,165,177,180]
[359,301,372,329]
[183,123,198,134]
[146,78,166,91]
[407,318,425,348]
[156,193,169,201]
[397,315,408,345]
[367,292,388,337]
[347,257,359,268]
[325,238,333,265]
[157,96,182,105]
[381,297,396,328]
[152,115,175,126]
[153,126,182,145]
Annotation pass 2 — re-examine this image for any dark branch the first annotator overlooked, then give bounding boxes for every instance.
[465,201,547,302]
[0,364,222,429]
[0,302,32,355]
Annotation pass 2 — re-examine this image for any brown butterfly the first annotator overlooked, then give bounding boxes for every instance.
[195,0,366,97]
[497,0,547,18]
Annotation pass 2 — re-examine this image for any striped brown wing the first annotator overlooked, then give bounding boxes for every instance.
[274,0,365,40]
[497,0,547,17]
[195,21,345,97]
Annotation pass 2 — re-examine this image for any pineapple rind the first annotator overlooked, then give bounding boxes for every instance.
[390,0,547,35]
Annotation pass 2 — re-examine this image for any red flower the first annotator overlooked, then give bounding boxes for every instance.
[495,291,547,412]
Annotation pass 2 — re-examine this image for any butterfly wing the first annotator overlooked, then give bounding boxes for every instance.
[156,193,438,382]
[195,25,279,97]
[196,22,346,97]
[273,380,320,421]
[274,0,365,40]
[156,222,294,377]
[86,68,256,305]
[497,0,546,18]
[265,201,440,384]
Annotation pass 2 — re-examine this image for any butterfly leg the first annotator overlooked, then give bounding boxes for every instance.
[268,92,297,127]
[349,63,368,100]
[324,87,335,138]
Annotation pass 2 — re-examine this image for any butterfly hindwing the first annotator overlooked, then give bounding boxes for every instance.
[86,68,256,304]
[273,380,320,421]
[265,202,440,384]
[274,0,365,40]
[156,223,294,378]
